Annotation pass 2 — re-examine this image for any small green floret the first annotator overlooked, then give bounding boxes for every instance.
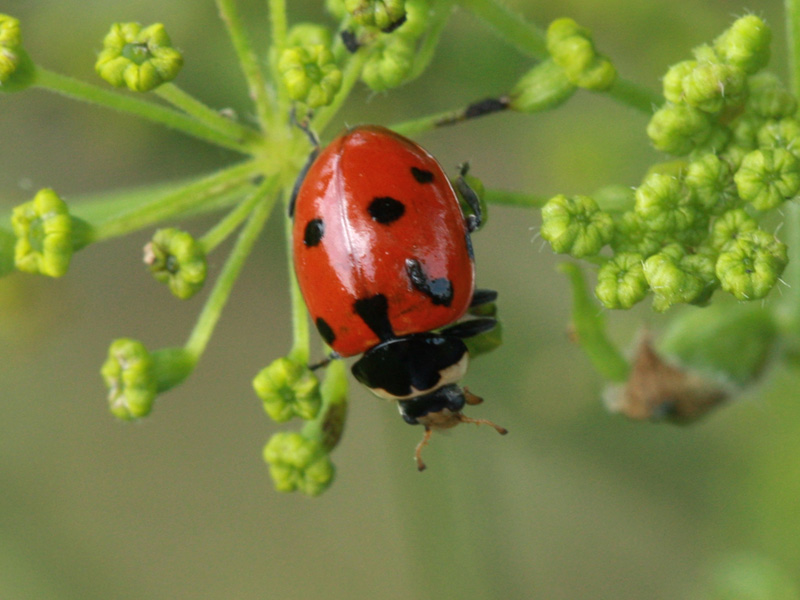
[101,339,158,420]
[11,189,74,277]
[716,230,787,300]
[540,194,613,258]
[254,357,322,422]
[713,15,771,75]
[143,228,207,299]
[546,18,616,91]
[279,45,342,109]
[95,22,183,92]
[361,34,415,91]
[263,432,334,496]
[595,253,648,309]
[734,148,800,211]
[345,0,406,30]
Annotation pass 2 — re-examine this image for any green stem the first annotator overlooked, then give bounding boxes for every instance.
[778,0,800,341]
[267,0,291,118]
[457,0,547,59]
[284,202,311,364]
[606,77,661,113]
[311,48,369,134]
[155,83,262,145]
[483,188,549,208]
[33,68,254,154]
[216,0,274,130]
[92,160,262,241]
[199,182,267,252]
[560,262,629,382]
[390,107,467,136]
[185,176,279,358]
[407,0,455,81]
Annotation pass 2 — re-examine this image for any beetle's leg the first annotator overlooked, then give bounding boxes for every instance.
[456,163,483,232]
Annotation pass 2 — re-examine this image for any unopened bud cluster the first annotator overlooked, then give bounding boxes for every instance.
[541,15,794,311]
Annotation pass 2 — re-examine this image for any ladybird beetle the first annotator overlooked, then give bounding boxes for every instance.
[290,125,506,470]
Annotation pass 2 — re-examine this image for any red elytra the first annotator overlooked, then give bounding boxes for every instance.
[292,125,475,357]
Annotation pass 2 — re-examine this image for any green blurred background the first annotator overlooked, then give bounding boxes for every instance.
[2,0,799,598]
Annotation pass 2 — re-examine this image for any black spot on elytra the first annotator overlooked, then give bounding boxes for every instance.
[410,166,434,184]
[406,258,454,307]
[303,218,324,247]
[353,294,395,341]
[368,197,405,224]
[315,317,336,345]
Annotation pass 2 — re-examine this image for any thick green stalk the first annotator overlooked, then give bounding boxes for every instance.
[216,0,274,130]
[34,68,253,154]
[200,184,268,253]
[92,160,261,241]
[185,176,279,358]
[155,83,262,145]
[457,0,548,58]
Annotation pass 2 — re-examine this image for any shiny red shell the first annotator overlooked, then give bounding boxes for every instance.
[292,125,475,357]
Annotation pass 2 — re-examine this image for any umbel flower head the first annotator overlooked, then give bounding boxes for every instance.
[95,22,183,92]
[345,0,406,31]
[278,44,342,109]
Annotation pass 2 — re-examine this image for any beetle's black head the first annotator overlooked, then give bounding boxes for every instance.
[351,333,507,470]
[351,333,469,402]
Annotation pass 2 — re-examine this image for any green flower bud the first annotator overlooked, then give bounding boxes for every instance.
[660,302,777,388]
[263,432,334,496]
[101,340,195,420]
[643,244,714,311]
[393,0,430,38]
[12,188,75,278]
[634,173,695,233]
[595,252,648,309]
[143,228,207,300]
[325,0,348,20]
[253,357,321,422]
[509,59,576,113]
[278,45,342,109]
[647,103,714,156]
[747,72,798,119]
[685,153,740,215]
[729,113,765,150]
[540,194,613,258]
[0,14,34,91]
[95,22,183,92]
[757,117,800,161]
[361,34,414,91]
[713,15,771,74]
[708,208,758,251]
[101,338,156,420]
[662,60,695,105]
[716,229,787,300]
[681,60,747,114]
[345,0,406,31]
[734,148,800,211]
[286,24,333,48]
[610,211,664,257]
[546,18,616,91]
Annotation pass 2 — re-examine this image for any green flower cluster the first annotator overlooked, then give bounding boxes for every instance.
[258,359,348,497]
[327,0,432,92]
[511,17,616,114]
[542,15,794,311]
